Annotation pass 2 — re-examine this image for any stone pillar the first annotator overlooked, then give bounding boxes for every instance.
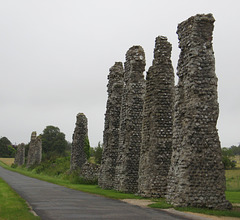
[14,143,25,166]
[166,14,232,209]
[71,113,88,170]
[138,36,174,197]
[98,62,124,189]
[27,131,42,167]
[114,46,146,193]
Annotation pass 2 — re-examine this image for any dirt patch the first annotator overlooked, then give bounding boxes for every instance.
[121,199,156,208]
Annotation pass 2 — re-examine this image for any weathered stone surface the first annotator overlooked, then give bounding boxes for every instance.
[71,113,88,170]
[114,46,146,193]
[14,143,25,166]
[138,36,174,197]
[80,162,99,182]
[166,14,232,209]
[27,131,42,167]
[98,62,124,189]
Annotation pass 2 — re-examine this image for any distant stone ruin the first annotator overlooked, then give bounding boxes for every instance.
[14,143,25,166]
[138,36,174,197]
[114,46,146,193]
[166,14,232,209]
[98,62,124,189]
[71,113,88,170]
[27,131,42,167]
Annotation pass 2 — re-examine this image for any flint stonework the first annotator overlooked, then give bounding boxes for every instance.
[71,113,88,170]
[166,14,232,209]
[27,131,42,167]
[98,62,124,189]
[114,46,146,193]
[138,36,174,197]
[14,143,25,166]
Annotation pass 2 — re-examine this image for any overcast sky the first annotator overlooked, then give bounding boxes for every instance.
[0,0,239,148]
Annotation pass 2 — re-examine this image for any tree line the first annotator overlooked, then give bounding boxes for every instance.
[222,144,240,169]
[1,127,237,169]
[0,125,103,165]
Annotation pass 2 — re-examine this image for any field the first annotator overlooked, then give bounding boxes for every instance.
[0,158,14,166]
[233,155,240,168]
[225,168,240,192]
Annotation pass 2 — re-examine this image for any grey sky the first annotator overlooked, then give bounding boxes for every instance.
[0,0,239,148]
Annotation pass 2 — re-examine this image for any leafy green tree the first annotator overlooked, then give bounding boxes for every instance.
[41,126,68,159]
[84,137,90,159]
[0,137,15,158]
[89,147,95,157]
[94,142,103,164]
[229,145,240,155]
[221,147,236,169]
[7,145,16,157]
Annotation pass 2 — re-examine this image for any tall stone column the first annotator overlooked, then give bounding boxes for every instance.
[27,131,42,167]
[98,62,124,189]
[138,36,174,197]
[114,46,146,193]
[166,14,231,209]
[71,113,88,170]
[14,143,25,166]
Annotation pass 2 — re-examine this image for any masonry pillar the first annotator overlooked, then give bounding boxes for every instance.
[166,14,232,209]
[138,36,174,197]
[98,62,124,189]
[14,143,25,166]
[71,113,88,170]
[114,46,146,193]
[27,131,42,167]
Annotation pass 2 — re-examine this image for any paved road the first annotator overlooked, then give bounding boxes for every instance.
[0,166,207,220]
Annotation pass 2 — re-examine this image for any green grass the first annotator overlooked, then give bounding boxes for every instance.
[175,206,240,218]
[226,191,240,203]
[225,168,240,191]
[0,177,40,220]
[149,198,240,218]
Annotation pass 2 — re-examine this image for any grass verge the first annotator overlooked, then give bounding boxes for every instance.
[149,198,240,218]
[225,168,240,191]
[0,161,141,200]
[0,177,40,220]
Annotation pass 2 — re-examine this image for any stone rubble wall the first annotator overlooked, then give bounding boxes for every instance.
[138,36,174,197]
[71,113,88,170]
[114,46,146,193]
[27,131,42,167]
[166,14,232,209]
[98,62,124,189]
[80,162,99,182]
[14,143,25,166]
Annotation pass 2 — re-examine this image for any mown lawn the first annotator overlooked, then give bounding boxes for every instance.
[0,177,40,220]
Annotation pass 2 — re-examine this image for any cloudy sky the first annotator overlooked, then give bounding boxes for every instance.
[0,0,239,148]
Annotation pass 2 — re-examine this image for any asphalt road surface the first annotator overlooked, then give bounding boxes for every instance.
[0,166,208,220]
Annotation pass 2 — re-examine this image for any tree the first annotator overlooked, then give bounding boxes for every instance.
[94,142,103,164]
[84,137,90,159]
[221,147,236,169]
[41,126,68,159]
[229,145,240,155]
[0,137,15,158]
